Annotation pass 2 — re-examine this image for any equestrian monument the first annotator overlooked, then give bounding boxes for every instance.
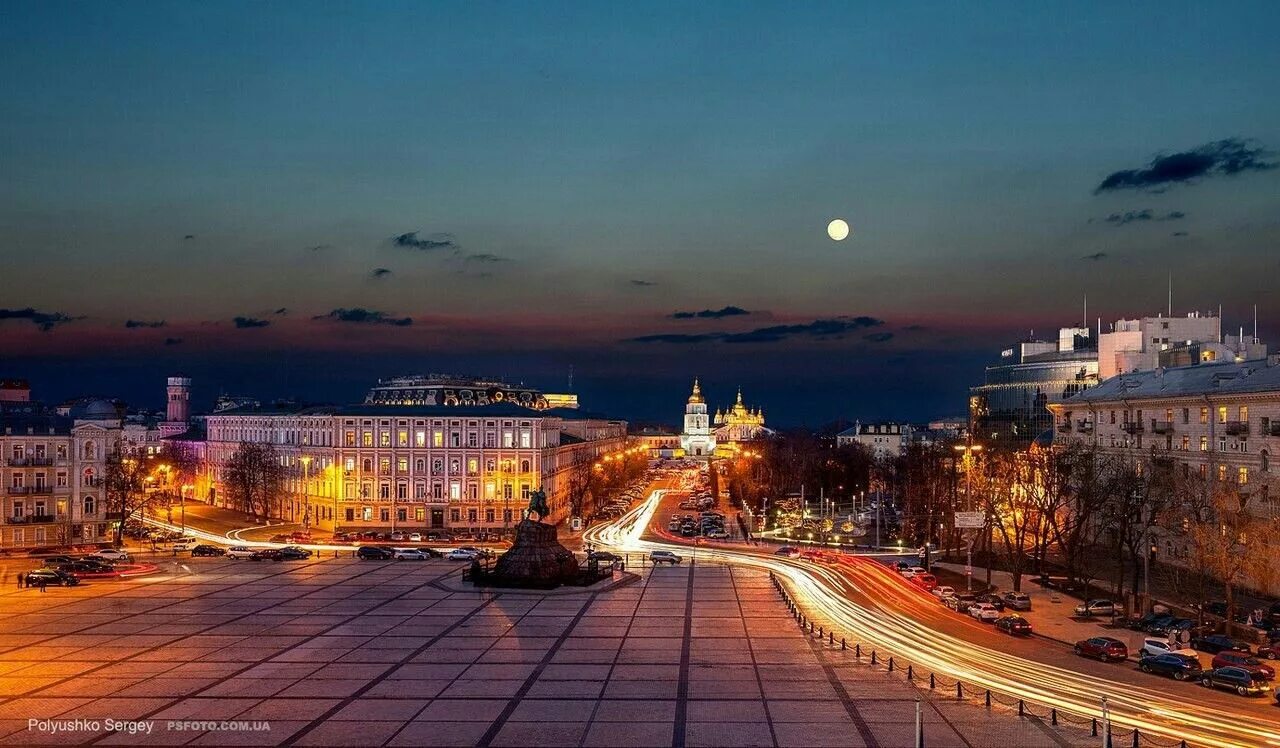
[484,488,581,588]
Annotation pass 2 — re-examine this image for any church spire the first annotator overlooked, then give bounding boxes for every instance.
[687,378,704,404]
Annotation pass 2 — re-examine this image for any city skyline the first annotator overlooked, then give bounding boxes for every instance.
[4,2,1280,423]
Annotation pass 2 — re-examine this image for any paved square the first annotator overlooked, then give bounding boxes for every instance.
[0,557,1097,746]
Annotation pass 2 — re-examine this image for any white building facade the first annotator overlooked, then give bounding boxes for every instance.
[679,380,716,458]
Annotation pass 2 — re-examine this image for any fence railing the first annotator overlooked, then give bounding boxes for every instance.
[767,571,1193,748]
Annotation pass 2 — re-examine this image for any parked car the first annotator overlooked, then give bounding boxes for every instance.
[587,551,621,563]
[251,549,284,561]
[357,546,393,560]
[705,530,729,540]
[191,545,226,557]
[1259,643,1278,660]
[1191,634,1252,655]
[947,593,978,613]
[901,566,927,579]
[931,585,956,600]
[995,615,1032,636]
[650,550,682,565]
[1140,638,1184,658]
[446,549,479,561]
[911,573,938,591]
[1138,653,1203,681]
[277,547,310,560]
[24,568,79,587]
[1074,599,1118,617]
[171,538,200,552]
[408,533,423,542]
[392,547,428,561]
[1212,651,1275,679]
[775,546,800,558]
[41,555,76,566]
[390,532,406,542]
[1200,666,1271,696]
[969,603,1001,622]
[89,549,131,563]
[974,594,1005,611]
[226,546,258,559]
[1074,636,1129,662]
[1001,592,1032,611]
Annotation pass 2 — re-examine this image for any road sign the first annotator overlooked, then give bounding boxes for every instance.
[954,511,985,528]
[965,565,973,575]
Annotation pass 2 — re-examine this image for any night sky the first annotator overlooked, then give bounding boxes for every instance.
[2,2,1278,425]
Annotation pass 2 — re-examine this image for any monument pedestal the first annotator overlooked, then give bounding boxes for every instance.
[486,519,580,588]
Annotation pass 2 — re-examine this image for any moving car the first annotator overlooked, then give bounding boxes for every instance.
[1212,651,1275,679]
[994,615,1032,636]
[392,547,428,561]
[89,549,131,563]
[226,546,258,559]
[1074,637,1129,662]
[1002,592,1032,611]
[357,546,393,560]
[931,585,956,600]
[650,550,682,565]
[1191,634,1251,655]
[191,545,226,557]
[1074,599,1117,617]
[901,566,927,579]
[774,546,800,558]
[1138,653,1203,681]
[1199,666,1271,696]
[446,549,479,561]
[969,603,1000,622]
[171,538,200,552]
[24,568,79,587]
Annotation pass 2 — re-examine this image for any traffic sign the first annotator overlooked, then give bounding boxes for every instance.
[954,511,985,528]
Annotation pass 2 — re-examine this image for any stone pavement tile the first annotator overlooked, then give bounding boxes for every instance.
[293,720,405,746]
[687,699,768,722]
[602,679,679,699]
[414,699,509,723]
[687,679,762,698]
[186,720,309,746]
[0,722,112,745]
[154,662,246,678]
[0,697,95,719]
[508,699,597,722]
[275,678,370,699]
[238,662,325,680]
[8,677,101,697]
[864,721,970,748]
[76,697,174,719]
[550,649,619,665]
[761,680,839,700]
[773,722,867,747]
[150,698,263,720]
[527,679,605,699]
[490,721,587,747]
[459,663,539,681]
[387,720,491,747]
[95,725,201,745]
[388,663,469,680]
[614,649,682,664]
[472,649,549,665]
[438,679,526,699]
[608,664,680,680]
[766,700,855,723]
[199,678,297,698]
[590,699,677,723]
[539,663,612,681]
[582,720,672,747]
[235,698,343,721]
[689,664,755,681]
[685,721,775,747]
[8,662,103,678]
[362,679,451,699]
[115,677,223,698]
[307,663,390,680]
[854,700,941,723]
[330,698,430,721]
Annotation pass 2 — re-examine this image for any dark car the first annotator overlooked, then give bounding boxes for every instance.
[1146,616,1190,636]
[1074,636,1129,662]
[994,615,1032,636]
[191,545,226,557]
[1200,666,1271,696]
[587,551,621,563]
[66,558,115,573]
[974,594,1005,611]
[1212,651,1275,679]
[1138,653,1203,681]
[1259,643,1278,660]
[1128,612,1168,632]
[357,546,393,560]
[250,549,283,561]
[25,568,79,587]
[277,547,310,560]
[1191,634,1251,655]
[56,561,116,576]
[41,555,77,566]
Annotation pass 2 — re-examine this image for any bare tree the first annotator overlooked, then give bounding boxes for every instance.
[104,451,149,546]
[224,442,285,521]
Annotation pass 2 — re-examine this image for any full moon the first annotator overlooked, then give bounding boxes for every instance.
[827,218,850,241]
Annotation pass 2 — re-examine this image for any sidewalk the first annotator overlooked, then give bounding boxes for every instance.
[931,562,1157,658]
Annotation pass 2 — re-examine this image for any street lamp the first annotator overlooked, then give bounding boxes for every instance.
[299,455,312,534]
[953,440,984,592]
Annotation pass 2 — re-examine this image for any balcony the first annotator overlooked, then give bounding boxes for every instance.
[7,457,54,467]
[1077,420,1094,432]
[1121,422,1144,435]
[1224,421,1249,436]
[1152,421,1175,434]
[7,514,57,525]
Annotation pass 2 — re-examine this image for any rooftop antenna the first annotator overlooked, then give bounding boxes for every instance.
[1167,272,1172,317]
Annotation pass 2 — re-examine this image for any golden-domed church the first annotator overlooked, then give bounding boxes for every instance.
[679,379,716,457]
[713,387,773,454]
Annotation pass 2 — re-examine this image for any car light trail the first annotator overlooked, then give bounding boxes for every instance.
[585,489,1280,748]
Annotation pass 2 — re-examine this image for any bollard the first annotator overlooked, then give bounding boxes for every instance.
[1131,731,1139,748]
[1051,708,1057,726]
[984,690,991,708]
[907,664,913,680]
[841,638,846,651]
[914,698,924,748]
[1091,719,1097,737]
[870,651,877,665]
[929,673,935,690]
[956,681,963,699]
[855,644,861,658]
[888,657,895,673]
[819,626,824,637]
[1018,700,1024,717]
[828,632,834,646]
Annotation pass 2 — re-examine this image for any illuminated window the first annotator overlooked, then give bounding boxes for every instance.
[1199,436,1208,452]
[1180,436,1189,451]
[450,481,461,500]
[1199,408,1209,424]
[344,457,355,471]
[380,431,391,447]
[398,430,408,447]
[397,458,408,473]
[1217,464,1227,481]
[433,431,444,448]
[520,430,532,448]
[415,507,424,521]
[1238,467,1248,485]
[379,458,391,475]
[415,430,426,447]
[485,482,496,499]
[503,431,515,448]
[1239,405,1248,423]
[345,431,356,447]
[1217,406,1227,424]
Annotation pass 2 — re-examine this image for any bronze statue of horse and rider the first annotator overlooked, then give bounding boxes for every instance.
[525,488,551,523]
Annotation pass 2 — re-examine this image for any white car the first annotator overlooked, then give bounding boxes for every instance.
[90,549,131,562]
[170,538,200,552]
[392,547,427,560]
[226,546,258,559]
[932,585,956,600]
[1140,638,1183,657]
[650,550,682,565]
[901,566,927,579]
[969,603,1001,622]
[447,549,479,561]
[408,533,423,542]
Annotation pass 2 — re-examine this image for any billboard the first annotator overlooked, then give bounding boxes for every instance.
[954,511,985,528]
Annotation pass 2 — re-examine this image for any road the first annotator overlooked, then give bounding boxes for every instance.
[586,478,1280,748]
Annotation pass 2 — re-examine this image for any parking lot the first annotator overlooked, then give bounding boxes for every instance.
[0,555,1104,747]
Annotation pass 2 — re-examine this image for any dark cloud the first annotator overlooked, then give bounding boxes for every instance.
[124,319,165,329]
[626,316,884,345]
[464,253,508,263]
[163,337,183,346]
[671,306,751,320]
[863,332,894,343]
[233,317,270,329]
[392,231,455,251]
[313,308,412,327]
[371,267,393,279]
[902,325,928,332]
[1099,209,1186,226]
[0,308,82,332]
[1081,252,1108,261]
[629,279,658,287]
[274,307,289,315]
[1095,138,1276,193]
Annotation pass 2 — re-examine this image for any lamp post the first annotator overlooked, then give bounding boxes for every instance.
[299,455,312,534]
[953,440,984,593]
